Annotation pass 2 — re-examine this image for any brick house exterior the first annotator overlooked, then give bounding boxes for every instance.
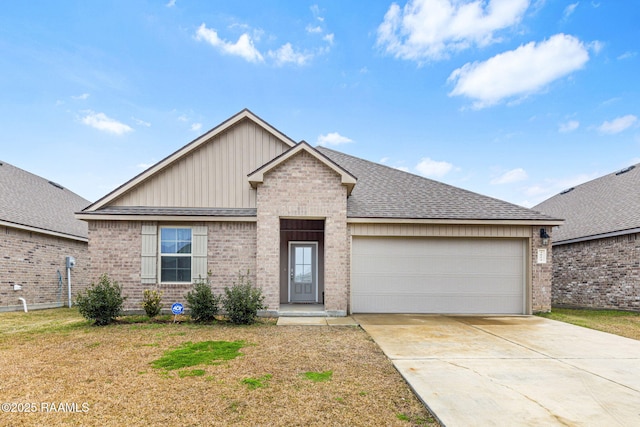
[77,110,561,315]
[0,161,90,312]
[534,164,640,312]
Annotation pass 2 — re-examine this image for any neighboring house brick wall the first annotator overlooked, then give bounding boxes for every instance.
[87,220,257,312]
[531,226,553,313]
[256,151,348,314]
[552,233,640,311]
[0,225,89,311]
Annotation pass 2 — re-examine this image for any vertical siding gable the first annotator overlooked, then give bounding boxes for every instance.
[111,120,291,209]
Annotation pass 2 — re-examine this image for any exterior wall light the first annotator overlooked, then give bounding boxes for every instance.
[539,228,550,245]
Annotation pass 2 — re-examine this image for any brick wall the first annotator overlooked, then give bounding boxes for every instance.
[256,150,348,315]
[87,220,257,312]
[531,226,553,313]
[88,220,142,311]
[552,233,640,311]
[0,225,89,311]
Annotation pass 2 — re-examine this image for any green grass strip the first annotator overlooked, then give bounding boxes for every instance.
[152,340,244,370]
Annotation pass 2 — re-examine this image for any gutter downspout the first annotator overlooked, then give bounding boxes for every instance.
[18,297,28,313]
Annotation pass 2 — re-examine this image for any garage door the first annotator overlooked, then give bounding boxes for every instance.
[351,237,526,314]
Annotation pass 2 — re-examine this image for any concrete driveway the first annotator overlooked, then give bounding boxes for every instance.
[355,314,640,427]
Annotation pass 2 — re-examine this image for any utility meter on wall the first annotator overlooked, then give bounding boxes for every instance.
[66,256,76,269]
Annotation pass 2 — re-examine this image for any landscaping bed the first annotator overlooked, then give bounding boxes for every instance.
[538,308,640,340]
[0,309,437,426]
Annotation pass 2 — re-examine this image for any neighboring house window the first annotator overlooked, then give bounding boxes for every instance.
[160,227,192,282]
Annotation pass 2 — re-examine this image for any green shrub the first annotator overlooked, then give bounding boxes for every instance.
[222,271,265,325]
[75,274,127,326]
[185,276,220,323]
[142,289,163,318]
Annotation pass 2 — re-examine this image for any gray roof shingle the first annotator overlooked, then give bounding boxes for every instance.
[0,161,90,239]
[317,147,559,221]
[533,163,640,243]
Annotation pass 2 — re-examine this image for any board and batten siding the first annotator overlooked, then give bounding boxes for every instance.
[349,223,531,238]
[112,120,291,208]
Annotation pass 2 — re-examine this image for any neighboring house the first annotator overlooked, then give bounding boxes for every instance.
[76,109,561,316]
[0,161,90,312]
[534,164,640,312]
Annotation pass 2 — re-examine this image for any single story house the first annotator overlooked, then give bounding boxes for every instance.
[534,163,640,311]
[0,160,90,312]
[77,109,561,316]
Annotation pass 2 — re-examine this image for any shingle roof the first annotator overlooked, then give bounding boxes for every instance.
[533,163,640,243]
[317,147,559,221]
[0,161,90,240]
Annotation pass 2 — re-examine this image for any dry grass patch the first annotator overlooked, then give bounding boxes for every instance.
[538,308,640,340]
[0,309,437,426]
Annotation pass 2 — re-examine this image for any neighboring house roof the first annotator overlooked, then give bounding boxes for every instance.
[0,160,90,241]
[317,147,558,222]
[248,142,357,195]
[533,163,640,244]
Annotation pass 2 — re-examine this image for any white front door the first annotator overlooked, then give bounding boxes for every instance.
[289,242,318,303]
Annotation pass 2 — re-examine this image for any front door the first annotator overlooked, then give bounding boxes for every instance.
[289,243,317,303]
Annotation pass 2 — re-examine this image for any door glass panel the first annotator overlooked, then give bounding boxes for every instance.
[294,246,312,283]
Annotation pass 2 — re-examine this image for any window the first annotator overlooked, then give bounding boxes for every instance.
[160,227,192,282]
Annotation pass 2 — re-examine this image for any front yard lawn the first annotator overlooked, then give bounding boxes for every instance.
[0,309,437,426]
[538,308,640,340]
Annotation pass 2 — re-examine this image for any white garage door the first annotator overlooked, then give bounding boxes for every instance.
[351,237,526,314]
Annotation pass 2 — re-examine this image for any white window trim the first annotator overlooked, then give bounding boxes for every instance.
[159,226,193,284]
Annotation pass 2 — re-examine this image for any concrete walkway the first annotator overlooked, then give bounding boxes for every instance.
[355,314,640,427]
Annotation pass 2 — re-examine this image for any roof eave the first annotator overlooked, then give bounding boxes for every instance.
[0,219,88,242]
[347,217,564,226]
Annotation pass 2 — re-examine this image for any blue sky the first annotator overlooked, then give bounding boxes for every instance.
[1,0,638,207]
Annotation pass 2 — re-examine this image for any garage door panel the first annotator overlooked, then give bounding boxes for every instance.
[351,237,526,314]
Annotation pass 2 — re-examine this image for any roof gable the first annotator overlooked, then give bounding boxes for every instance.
[84,109,296,212]
[533,163,640,243]
[0,161,90,240]
[248,142,357,195]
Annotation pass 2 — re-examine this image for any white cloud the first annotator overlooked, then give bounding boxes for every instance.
[317,132,353,146]
[448,33,589,108]
[396,166,410,172]
[597,115,638,134]
[380,157,390,164]
[415,157,454,177]
[310,4,324,21]
[563,2,579,20]
[190,122,202,132]
[81,111,132,135]
[376,0,530,62]
[306,25,322,34]
[132,117,151,127]
[72,93,90,100]
[195,23,264,63]
[490,168,528,184]
[166,0,176,7]
[137,162,154,169]
[323,33,334,44]
[268,43,313,66]
[617,51,637,60]
[559,120,579,133]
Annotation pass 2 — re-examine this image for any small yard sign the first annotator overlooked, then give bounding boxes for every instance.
[171,302,184,323]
